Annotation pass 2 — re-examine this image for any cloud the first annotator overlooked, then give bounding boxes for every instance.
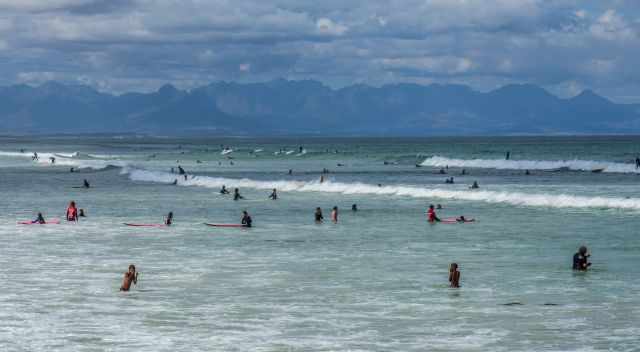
[0,0,638,102]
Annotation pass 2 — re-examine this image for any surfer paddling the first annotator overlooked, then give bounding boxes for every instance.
[120,264,138,292]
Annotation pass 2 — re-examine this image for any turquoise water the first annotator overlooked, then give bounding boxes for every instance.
[0,136,639,351]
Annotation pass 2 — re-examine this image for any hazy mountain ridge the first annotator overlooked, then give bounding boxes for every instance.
[0,80,638,135]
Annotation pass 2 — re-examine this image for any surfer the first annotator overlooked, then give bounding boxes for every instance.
[32,152,38,161]
[636,157,640,169]
[331,206,338,223]
[436,204,443,209]
[449,263,460,288]
[456,216,471,222]
[178,166,185,175]
[320,175,325,183]
[50,156,56,164]
[427,204,440,222]
[120,264,138,292]
[164,212,173,226]
[241,211,252,228]
[439,168,446,174]
[79,209,86,217]
[70,167,74,173]
[572,246,591,271]
[470,181,479,189]
[352,204,358,212]
[66,201,78,222]
[506,151,510,160]
[32,212,46,224]
[288,169,293,175]
[172,179,178,185]
[233,188,243,201]
[220,185,230,194]
[461,169,466,175]
[315,207,324,223]
[269,188,278,200]
[525,169,530,175]
[83,179,90,188]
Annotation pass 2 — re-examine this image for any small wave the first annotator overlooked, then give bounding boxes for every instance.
[0,150,127,170]
[123,168,640,210]
[421,155,638,174]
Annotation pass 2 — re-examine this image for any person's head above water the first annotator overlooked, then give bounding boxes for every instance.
[579,246,588,255]
[450,263,458,271]
[69,201,76,207]
[128,264,136,272]
[429,204,434,209]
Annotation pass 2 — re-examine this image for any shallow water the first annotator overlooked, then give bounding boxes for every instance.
[0,136,639,351]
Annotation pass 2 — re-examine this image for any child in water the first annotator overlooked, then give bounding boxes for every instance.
[315,207,324,223]
[120,264,138,291]
[449,263,461,288]
[331,206,338,223]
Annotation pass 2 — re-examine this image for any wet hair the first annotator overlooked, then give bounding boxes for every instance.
[579,246,588,255]
[333,206,338,210]
[70,201,76,207]
[450,263,458,271]
[128,264,136,271]
[429,204,434,209]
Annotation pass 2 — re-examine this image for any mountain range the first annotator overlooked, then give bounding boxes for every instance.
[1,79,639,135]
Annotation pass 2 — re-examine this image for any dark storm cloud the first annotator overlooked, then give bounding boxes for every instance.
[0,0,638,102]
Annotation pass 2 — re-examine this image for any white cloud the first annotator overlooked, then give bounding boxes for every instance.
[239,63,251,72]
[316,18,348,36]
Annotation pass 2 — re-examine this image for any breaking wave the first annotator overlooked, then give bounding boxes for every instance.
[124,168,640,210]
[420,155,639,173]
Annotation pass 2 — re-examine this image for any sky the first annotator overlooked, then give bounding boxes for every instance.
[0,0,639,102]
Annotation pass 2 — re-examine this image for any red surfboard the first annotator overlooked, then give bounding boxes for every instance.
[18,219,61,225]
[123,223,168,227]
[204,223,245,228]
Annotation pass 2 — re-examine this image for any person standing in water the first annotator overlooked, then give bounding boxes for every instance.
[470,181,479,189]
[233,188,243,200]
[120,264,138,292]
[636,157,640,169]
[241,211,252,228]
[427,204,440,223]
[449,263,461,288]
[83,179,90,188]
[351,204,358,212]
[331,206,338,223]
[66,201,78,222]
[220,185,229,194]
[269,189,278,200]
[314,207,324,223]
[506,151,510,160]
[573,246,591,271]
[164,212,173,226]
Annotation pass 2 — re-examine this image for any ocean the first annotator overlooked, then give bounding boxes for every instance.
[1,135,639,351]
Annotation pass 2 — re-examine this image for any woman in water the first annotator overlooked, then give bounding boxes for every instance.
[331,206,338,223]
[66,201,78,222]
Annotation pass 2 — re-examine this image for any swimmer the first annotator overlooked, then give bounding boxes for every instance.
[220,185,230,194]
[572,246,591,271]
[470,181,479,189]
[314,207,324,223]
[351,204,358,212]
[172,179,178,185]
[241,211,252,228]
[83,179,90,188]
[79,209,86,217]
[50,156,56,164]
[269,188,278,200]
[427,204,440,222]
[331,206,338,223]
[120,264,138,292]
[436,204,443,209]
[178,166,185,175]
[164,211,173,226]
[233,188,243,201]
[449,263,460,288]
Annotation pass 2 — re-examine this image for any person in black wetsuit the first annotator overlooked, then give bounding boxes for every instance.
[165,212,173,226]
[506,151,510,160]
[636,157,640,169]
[220,185,229,194]
[233,188,243,201]
[33,212,46,224]
[178,166,185,175]
[241,211,252,228]
[314,207,324,223]
[83,179,90,188]
[573,246,591,271]
[351,204,358,212]
[269,188,277,200]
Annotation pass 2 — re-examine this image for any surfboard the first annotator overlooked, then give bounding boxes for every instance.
[204,223,245,228]
[18,219,61,225]
[440,218,476,224]
[123,223,167,227]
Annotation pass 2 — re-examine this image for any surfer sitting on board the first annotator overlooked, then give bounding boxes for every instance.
[32,212,46,224]
[233,188,243,201]
[220,185,230,194]
[269,188,278,200]
[66,201,78,222]
[120,264,138,292]
[427,204,440,223]
[164,212,173,226]
[449,263,460,288]
[241,211,252,228]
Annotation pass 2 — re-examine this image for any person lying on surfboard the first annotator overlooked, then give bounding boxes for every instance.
[456,216,474,223]
[32,212,46,224]
[66,201,78,222]
[164,212,173,226]
[427,204,440,222]
[241,211,252,228]
[120,264,138,292]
